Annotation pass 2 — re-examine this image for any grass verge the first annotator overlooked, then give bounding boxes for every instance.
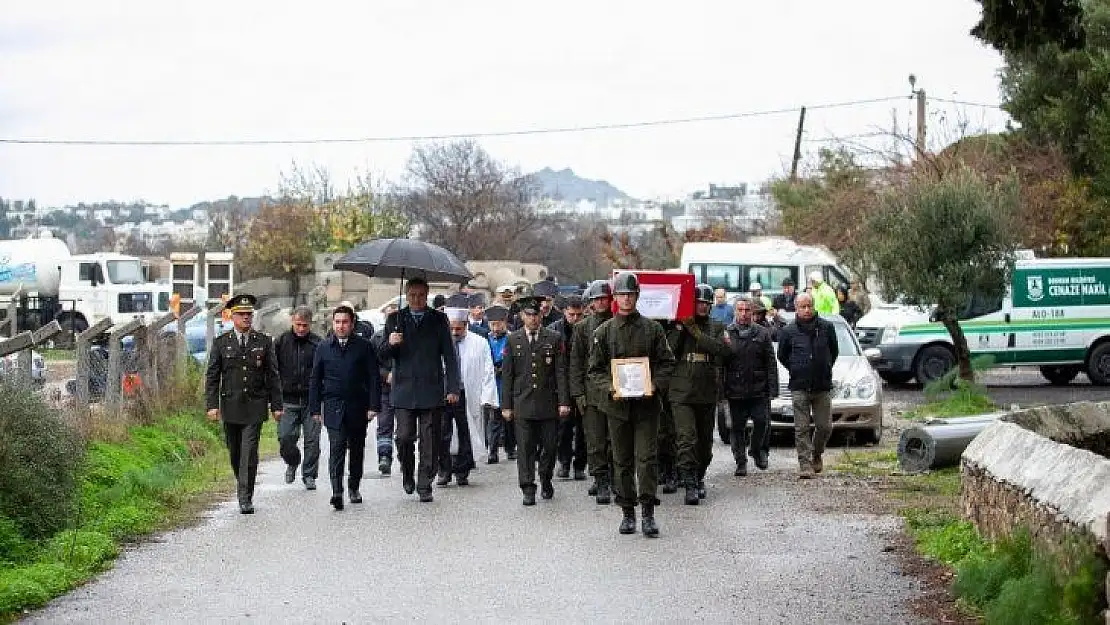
[0,412,277,621]
[836,451,1106,623]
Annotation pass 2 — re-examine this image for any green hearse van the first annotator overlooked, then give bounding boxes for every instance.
[856,257,1110,385]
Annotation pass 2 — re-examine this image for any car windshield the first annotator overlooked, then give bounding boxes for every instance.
[107,260,144,284]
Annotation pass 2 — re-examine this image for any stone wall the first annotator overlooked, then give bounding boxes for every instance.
[961,402,1110,621]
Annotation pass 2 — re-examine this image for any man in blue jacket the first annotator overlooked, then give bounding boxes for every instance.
[309,305,382,511]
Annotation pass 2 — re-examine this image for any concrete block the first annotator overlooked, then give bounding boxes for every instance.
[963,421,1110,546]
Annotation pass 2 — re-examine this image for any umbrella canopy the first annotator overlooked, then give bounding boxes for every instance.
[334,238,472,284]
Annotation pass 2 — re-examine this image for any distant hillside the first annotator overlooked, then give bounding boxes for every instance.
[187,195,271,216]
[525,167,633,204]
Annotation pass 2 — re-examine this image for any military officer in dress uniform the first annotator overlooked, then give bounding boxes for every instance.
[668,284,731,505]
[587,272,676,537]
[205,294,283,514]
[501,294,571,506]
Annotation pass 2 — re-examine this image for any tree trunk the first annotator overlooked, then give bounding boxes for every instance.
[940,314,975,382]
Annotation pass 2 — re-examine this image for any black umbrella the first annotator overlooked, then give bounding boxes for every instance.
[334,238,472,303]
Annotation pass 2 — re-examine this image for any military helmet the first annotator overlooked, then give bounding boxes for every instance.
[584,279,613,301]
[694,283,714,303]
[612,271,640,295]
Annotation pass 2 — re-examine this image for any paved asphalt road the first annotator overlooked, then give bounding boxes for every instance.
[28,438,922,624]
[28,368,1109,624]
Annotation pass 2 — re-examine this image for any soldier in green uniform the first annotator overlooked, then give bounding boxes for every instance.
[655,357,678,495]
[587,272,676,537]
[568,279,614,504]
[667,284,731,505]
[205,294,283,514]
[501,294,571,506]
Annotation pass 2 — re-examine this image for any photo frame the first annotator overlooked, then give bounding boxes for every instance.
[611,356,653,398]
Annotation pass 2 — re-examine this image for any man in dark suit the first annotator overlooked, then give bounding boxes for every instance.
[379,277,461,503]
[467,292,490,338]
[205,294,282,515]
[548,295,587,481]
[309,305,382,510]
[501,295,571,506]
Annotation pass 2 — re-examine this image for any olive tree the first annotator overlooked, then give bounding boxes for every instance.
[855,166,1020,381]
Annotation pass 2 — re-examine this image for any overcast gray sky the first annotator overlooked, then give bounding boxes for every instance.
[0,0,1009,207]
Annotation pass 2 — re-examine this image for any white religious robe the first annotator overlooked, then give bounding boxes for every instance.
[456,330,499,460]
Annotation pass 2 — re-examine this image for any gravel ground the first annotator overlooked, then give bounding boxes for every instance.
[27,439,924,624]
[25,366,1109,624]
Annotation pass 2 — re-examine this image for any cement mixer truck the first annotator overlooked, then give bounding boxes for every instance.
[0,232,174,337]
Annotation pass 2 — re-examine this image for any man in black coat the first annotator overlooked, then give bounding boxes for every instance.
[548,295,587,481]
[274,306,322,490]
[309,305,382,510]
[776,293,839,479]
[723,297,778,477]
[379,277,461,503]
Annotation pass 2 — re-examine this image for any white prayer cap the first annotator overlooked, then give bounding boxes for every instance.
[496,284,516,295]
[809,270,823,283]
[749,282,762,292]
[445,307,469,323]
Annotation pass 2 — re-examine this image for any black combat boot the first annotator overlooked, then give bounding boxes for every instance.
[436,470,451,487]
[596,474,612,505]
[751,448,768,471]
[641,504,659,537]
[619,507,637,535]
[682,471,699,505]
[697,469,707,500]
[588,478,599,497]
[661,459,677,494]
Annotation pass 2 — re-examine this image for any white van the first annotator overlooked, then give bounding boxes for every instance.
[857,257,1110,386]
[678,239,853,300]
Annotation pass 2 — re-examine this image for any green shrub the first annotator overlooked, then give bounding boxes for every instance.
[0,563,77,613]
[0,516,35,563]
[0,381,85,539]
[40,530,117,573]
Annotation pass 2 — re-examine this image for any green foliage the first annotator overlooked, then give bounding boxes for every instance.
[905,355,998,420]
[0,382,85,540]
[973,0,1110,255]
[0,409,277,619]
[858,166,1020,317]
[953,530,1107,625]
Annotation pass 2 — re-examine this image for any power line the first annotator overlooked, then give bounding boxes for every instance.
[0,95,906,147]
[930,96,1005,109]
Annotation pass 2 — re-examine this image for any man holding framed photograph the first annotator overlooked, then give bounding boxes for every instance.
[587,272,676,537]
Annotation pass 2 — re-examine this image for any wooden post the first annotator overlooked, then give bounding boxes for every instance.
[790,106,807,181]
[206,302,226,357]
[74,318,112,410]
[143,312,179,393]
[176,306,201,364]
[915,88,927,158]
[105,318,144,416]
[7,287,21,337]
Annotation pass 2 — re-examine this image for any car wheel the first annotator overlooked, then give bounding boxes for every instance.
[1086,343,1110,386]
[914,345,955,385]
[1039,365,1081,386]
[879,371,914,385]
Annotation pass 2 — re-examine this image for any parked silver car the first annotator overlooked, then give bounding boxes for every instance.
[769,314,884,444]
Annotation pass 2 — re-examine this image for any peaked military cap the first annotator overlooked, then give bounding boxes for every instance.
[228,293,257,313]
[517,296,542,315]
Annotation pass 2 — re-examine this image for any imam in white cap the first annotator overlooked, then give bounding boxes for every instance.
[445,307,469,323]
[749,282,762,292]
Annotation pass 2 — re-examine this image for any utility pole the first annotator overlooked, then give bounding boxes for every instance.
[915,88,927,158]
[789,106,807,181]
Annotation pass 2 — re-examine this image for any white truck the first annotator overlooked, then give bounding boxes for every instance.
[856,257,1110,386]
[0,233,174,334]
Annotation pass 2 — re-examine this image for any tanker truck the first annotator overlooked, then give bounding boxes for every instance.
[0,232,174,338]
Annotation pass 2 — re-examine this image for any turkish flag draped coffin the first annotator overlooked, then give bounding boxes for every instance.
[610,270,696,320]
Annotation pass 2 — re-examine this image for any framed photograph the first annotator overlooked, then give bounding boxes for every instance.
[611,357,653,398]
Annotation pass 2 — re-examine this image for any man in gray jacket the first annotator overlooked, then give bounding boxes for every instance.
[378,278,461,503]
